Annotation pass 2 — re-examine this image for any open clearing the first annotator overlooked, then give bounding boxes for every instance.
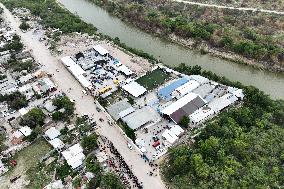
[0,139,51,189]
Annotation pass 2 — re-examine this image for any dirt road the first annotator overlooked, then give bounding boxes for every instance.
[0,3,166,189]
[173,0,284,15]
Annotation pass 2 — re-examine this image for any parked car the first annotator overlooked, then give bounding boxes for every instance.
[127,143,133,150]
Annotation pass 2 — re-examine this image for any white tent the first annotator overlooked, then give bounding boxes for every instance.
[19,126,32,137]
[45,127,60,140]
[19,107,28,116]
[169,125,184,137]
[162,129,178,144]
[189,107,215,125]
[122,81,147,98]
[93,45,109,56]
[49,138,64,149]
[161,92,198,115]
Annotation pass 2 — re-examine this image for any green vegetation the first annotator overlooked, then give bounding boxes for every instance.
[2,35,23,52]
[25,126,42,142]
[0,133,7,152]
[0,91,28,110]
[52,96,75,121]
[0,74,7,80]
[26,160,56,189]
[81,133,98,154]
[136,69,170,90]
[2,0,97,35]
[178,116,189,128]
[100,172,126,189]
[56,161,75,180]
[4,59,35,72]
[161,64,284,188]
[85,154,102,174]
[19,21,30,31]
[120,121,136,141]
[90,0,284,70]
[21,108,46,128]
[1,140,51,188]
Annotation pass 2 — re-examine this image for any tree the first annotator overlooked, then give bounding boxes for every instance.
[179,116,189,128]
[86,155,102,174]
[21,108,46,128]
[52,96,75,120]
[100,172,125,189]
[81,133,98,154]
[19,21,30,31]
[25,126,42,142]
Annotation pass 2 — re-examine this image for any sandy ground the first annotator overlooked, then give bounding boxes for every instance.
[0,3,166,189]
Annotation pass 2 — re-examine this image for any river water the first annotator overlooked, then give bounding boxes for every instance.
[58,0,284,99]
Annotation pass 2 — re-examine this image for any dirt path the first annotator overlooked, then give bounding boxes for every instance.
[173,0,284,15]
[0,3,166,189]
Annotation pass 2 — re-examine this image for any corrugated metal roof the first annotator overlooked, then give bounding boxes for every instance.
[158,78,189,101]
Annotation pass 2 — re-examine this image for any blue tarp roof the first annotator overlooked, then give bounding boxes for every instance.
[158,78,189,101]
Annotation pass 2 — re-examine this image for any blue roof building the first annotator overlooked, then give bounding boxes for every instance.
[158,78,189,101]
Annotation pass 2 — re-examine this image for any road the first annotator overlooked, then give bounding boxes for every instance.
[172,0,284,15]
[0,4,166,189]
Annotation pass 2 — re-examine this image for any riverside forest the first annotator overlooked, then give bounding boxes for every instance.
[89,0,284,72]
[1,0,284,188]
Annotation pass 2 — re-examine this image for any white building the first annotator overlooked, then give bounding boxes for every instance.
[45,127,60,140]
[61,143,85,169]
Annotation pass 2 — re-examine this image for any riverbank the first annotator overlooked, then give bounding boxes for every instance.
[86,0,284,73]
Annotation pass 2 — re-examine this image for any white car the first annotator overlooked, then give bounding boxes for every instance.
[82,89,88,95]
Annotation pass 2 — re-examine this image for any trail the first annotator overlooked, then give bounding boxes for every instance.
[172,0,284,15]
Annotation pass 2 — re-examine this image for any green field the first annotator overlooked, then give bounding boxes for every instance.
[0,139,51,189]
[136,69,170,90]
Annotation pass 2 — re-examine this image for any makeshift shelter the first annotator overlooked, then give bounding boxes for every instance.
[122,81,147,98]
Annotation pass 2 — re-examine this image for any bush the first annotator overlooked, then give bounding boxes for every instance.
[0,91,28,110]
[81,133,98,154]
[179,116,189,128]
[21,108,46,128]
[19,21,30,31]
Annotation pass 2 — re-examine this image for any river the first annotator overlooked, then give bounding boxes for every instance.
[58,0,284,99]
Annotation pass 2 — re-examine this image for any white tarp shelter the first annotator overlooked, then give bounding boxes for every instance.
[49,138,64,149]
[161,92,198,115]
[189,107,215,125]
[162,129,178,144]
[19,126,32,137]
[19,107,28,116]
[118,107,135,118]
[61,143,85,169]
[169,125,184,137]
[116,65,133,76]
[188,75,209,84]
[172,80,200,99]
[45,127,60,140]
[93,45,109,56]
[122,81,147,98]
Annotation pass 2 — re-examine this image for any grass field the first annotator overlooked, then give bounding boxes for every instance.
[136,69,170,90]
[0,139,52,189]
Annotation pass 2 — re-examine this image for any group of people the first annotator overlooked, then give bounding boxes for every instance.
[108,142,143,189]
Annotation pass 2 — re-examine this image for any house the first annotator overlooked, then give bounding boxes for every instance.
[11,130,24,145]
[19,126,32,137]
[61,143,85,169]
[32,77,56,95]
[48,138,64,150]
[45,127,60,140]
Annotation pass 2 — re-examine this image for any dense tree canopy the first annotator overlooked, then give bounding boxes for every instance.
[81,133,98,154]
[0,91,28,110]
[21,108,46,128]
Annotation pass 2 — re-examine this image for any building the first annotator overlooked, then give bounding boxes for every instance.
[122,106,161,130]
[161,92,206,124]
[19,126,32,137]
[48,138,64,150]
[61,143,85,169]
[61,56,93,91]
[158,78,189,101]
[162,129,178,144]
[172,80,200,99]
[122,81,147,98]
[45,127,60,140]
[106,98,133,121]
[32,77,56,95]
[189,106,215,125]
